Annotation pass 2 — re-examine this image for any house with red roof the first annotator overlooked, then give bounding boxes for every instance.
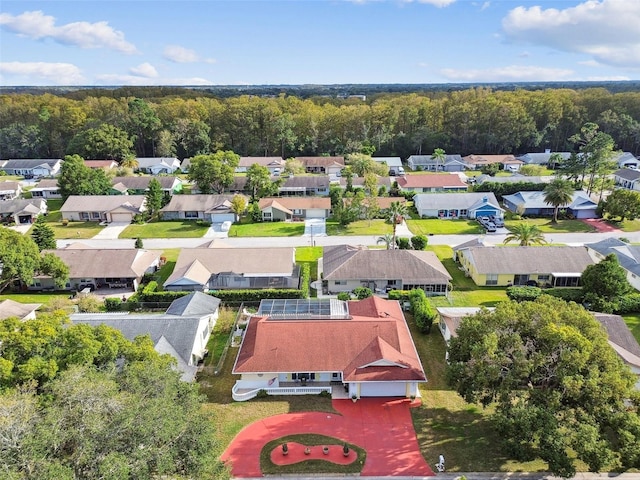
[396,174,468,193]
[231,296,426,401]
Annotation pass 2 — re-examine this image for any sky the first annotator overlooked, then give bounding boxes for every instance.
[1,0,639,86]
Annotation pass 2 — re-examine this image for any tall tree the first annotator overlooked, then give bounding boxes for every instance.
[127,98,161,157]
[188,151,239,194]
[601,189,640,222]
[503,223,547,246]
[581,253,632,313]
[145,178,164,219]
[345,153,387,177]
[432,148,446,171]
[230,194,247,218]
[246,163,278,200]
[543,178,574,223]
[31,216,57,251]
[569,123,616,196]
[388,201,408,249]
[66,124,134,161]
[447,296,640,477]
[376,233,394,250]
[58,155,112,199]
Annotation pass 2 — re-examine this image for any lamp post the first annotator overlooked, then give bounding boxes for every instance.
[310,223,314,246]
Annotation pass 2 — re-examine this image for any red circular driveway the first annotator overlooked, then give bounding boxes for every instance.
[221,397,435,477]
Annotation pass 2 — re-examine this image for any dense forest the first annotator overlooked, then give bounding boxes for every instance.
[1,86,639,161]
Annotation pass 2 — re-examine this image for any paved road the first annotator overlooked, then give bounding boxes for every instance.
[57,229,640,250]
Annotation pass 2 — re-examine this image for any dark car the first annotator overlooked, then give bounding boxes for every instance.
[489,215,504,227]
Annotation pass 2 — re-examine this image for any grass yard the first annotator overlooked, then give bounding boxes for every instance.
[504,218,595,233]
[229,219,305,237]
[623,314,640,344]
[325,219,392,236]
[407,219,483,235]
[120,220,209,239]
[49,221,105,239]
[296,246,322,283]
[0,291,71,305]
[611,218,640,233]
[151,248,179,290]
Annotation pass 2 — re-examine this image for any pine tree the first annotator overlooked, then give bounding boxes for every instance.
[31,216,56,251]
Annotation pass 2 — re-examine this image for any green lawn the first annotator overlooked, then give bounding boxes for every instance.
[623,314,640,344]
[49,221,105,239]
[229,220,305,237]
[0,291,71,304]
[407,219,483,235]
[612,219,640,233]
[120,220,209,239]
[296,246,322,284]
[504,218,595,233]
[152,248,179,290]
[325,219,392,236]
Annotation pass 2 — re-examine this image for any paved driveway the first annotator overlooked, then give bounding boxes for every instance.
[91,222,131,239]
[221,398,434,478]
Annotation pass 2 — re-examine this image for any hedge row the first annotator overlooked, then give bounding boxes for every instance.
[409,289,436,334]
[506,286,542,302]
[298,264,310,299]
[542,288,584,303]
[616,293,640,314]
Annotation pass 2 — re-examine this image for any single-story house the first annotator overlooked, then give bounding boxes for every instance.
[1,159,62,178]
[84,159,119,170]
[71,292,220,381]
[279,176,330,196]
[110,176,182,196]
[30,179,61,199]
[456,245,594,287]
[320,245,452,296]
[474,174,550,186]
[502,190,598,219]
[413,192,503,219]
[160,194,242,223]
[296,156,345,175]
[0,299,41,321]
[614,168,640,192]
[437,307,495,361]
[0,198,47,224]
[586,238,640,291]
[338,175,392,191]
[592,312,640,390]
[164,247,299,291]
[406,154,465,172]
[236,156,285,174]
[34,245,161,292]
[372,156,403,170]
[231,296,426,401]
[60,195,146,223]
[258,197,331,221]
[0,181,22,200]
[136,157,181,175]
[516,151,571,167]
[396,174,467,193]
[612,152,639,170]
[463,154,523,172]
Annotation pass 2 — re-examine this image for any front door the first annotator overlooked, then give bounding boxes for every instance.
[514,274,529,285]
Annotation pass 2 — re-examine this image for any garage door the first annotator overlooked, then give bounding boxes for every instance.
[211,213,235,223]
[359,382,406,397]
[305,209,326,218]
[110,213,132,223]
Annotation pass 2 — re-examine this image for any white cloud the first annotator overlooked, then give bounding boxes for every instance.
[502,0,640,68]
[417,62,429,68]
[129,62,158,78]
[163,45,199,63]
[95,73,212,86]
[587,75,631,81]
[579,59,601,67]
[0,61,85,84]
[400,0,456,6]
[0,10,137,54]
[439,65,574,82]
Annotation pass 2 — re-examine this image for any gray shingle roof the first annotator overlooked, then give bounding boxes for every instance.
[4,159,61,169]
[0,198,45,214]
[0,299,41,320]
[159,194,239,213]
[112,176,180,190]
[614,168,640,182]
[502,190,596,210]
[44,248,160,278]
[460,246,594,274]
[60,195,146,212]
[586,238,640,277]
[592,313,640,362]
[414,192,501,211]
[165,291,221,317]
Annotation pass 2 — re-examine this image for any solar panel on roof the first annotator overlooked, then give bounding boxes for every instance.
[257,298,350,319]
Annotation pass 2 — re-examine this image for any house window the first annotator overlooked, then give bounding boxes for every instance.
[335,280,347,285]
[91,212,100,219]
[438,210,446,218]
[263,212,272,220]
[459,209,467,217]
[293,209,302,215]
[185,211,198,218]
[32,191,43,197]
[537,275,550,282]
[80,212,89,220]
[486,274,498,286]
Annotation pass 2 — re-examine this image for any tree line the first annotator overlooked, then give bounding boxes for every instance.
[1,87,640,161]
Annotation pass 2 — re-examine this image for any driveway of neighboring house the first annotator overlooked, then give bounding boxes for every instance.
[580,218,623,233]
[91,222,131,239]
[221,397,434,478]
[203,222,230,239]
[9,224,31,234]
[303,218,326,237]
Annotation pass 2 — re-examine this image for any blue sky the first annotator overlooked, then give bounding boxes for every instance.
[1,0,639,86]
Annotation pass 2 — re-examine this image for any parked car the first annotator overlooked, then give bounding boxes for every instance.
[489,215,504,227]
[485,222,497,232]
[477,216,490,226]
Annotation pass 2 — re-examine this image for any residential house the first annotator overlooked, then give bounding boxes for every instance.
[372,156,403,170]
[71,292,220,381]
[30,179,61,199]
[110,176,182,196]
[279,176,330,196]
[0,299,41,321]
[321,245,451,296]
[60,195,146,223]
[164,247,299,291]
[413,192,503,219]
[463,154,523,172]
[236,156,286,174]
[612,152,640,170]
[0,181,22,200]
[343,196,407,218]
[456,245,594,287]
[437,307,494,361]
[231,296,426,401]
[1,159,62,178]
[502,190,598,219]
[84,159,119,170]
[396,174,467,193]
[474,174,550,186]
[160,194,242,223]
[258,197,331,221]
[0,198,47,224]
[34,244,160,292]
[586,238,640,291]
[614,168,640,192]
[296,156,345,175]
[136,157,181,175]
[338,175,392,191]
[406,154,465,172]
[592,313,640,389]
[517,151,571,167]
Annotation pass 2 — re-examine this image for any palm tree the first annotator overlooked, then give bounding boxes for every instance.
[504,223,547,246]
[432,148,446,171]
[388,201,408,250]
[120,156,139,170]
[376,233,394,250]
[544,178,574,223]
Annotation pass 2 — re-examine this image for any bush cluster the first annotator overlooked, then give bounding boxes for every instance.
[506,286,542,302]
[542,288,584,303]
[409,289,436,334]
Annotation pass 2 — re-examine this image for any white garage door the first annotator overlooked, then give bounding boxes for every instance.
[110,213,132,223]
[305,209,326,219]
[211,213,235,223]
[359,382,406,397]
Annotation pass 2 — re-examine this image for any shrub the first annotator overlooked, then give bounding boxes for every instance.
[388,290,411,301]
[615,293,640,314]
[396,237,411,250]
[104,297,122,311]
[337,292,351,301]
[543,288,584,303]
[77,294,102,313]
[410,235,428,250]
[298,263,310,298]
[352,286,373,299]
[506,286,542,302]
[409,289,436,334]
[134,237,143,249]
[256,389,269,398]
